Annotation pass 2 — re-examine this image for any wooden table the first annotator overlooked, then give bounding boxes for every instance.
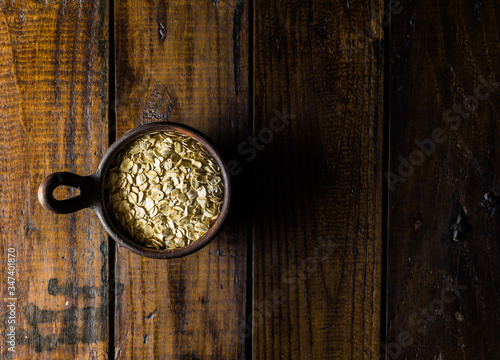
[0,0,499,359]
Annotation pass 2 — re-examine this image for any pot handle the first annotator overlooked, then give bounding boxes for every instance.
[38,172,98,214]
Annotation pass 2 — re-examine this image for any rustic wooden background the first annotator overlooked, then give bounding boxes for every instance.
[0,0,498,359]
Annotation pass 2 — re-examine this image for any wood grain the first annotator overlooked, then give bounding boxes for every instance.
[252,0,384,359]
[0,0,109,359]
[113,0,249,359]
[7,0,500,359]
[387,1,500,359]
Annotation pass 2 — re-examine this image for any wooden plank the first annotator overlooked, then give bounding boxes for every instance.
[113,0,249,358]
[252,0,384,359]
[0,0,109,359]
[387,1,500,359]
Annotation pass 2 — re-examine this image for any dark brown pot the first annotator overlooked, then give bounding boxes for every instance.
[38,122,231,259]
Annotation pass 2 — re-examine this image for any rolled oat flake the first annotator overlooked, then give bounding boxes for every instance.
[105,131,224,250]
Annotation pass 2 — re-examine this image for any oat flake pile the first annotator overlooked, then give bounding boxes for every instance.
[105,131,224,250]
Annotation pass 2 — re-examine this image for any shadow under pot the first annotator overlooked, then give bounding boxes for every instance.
[38,122,231,259]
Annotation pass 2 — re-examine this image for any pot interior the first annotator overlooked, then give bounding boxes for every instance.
[95,122,231,259]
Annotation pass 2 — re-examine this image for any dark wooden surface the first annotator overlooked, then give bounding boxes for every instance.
[1,0,500,359]
[387,1,500,359]
[113,1,249,359]
[252,0,384,359]
[0,1,109,359]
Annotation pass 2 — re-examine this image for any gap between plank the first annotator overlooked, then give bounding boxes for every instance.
[107,0,117,358]
[380,0,392,356]
[246,0,255,358]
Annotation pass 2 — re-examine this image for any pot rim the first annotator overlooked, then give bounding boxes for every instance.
[92,122,231,259]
